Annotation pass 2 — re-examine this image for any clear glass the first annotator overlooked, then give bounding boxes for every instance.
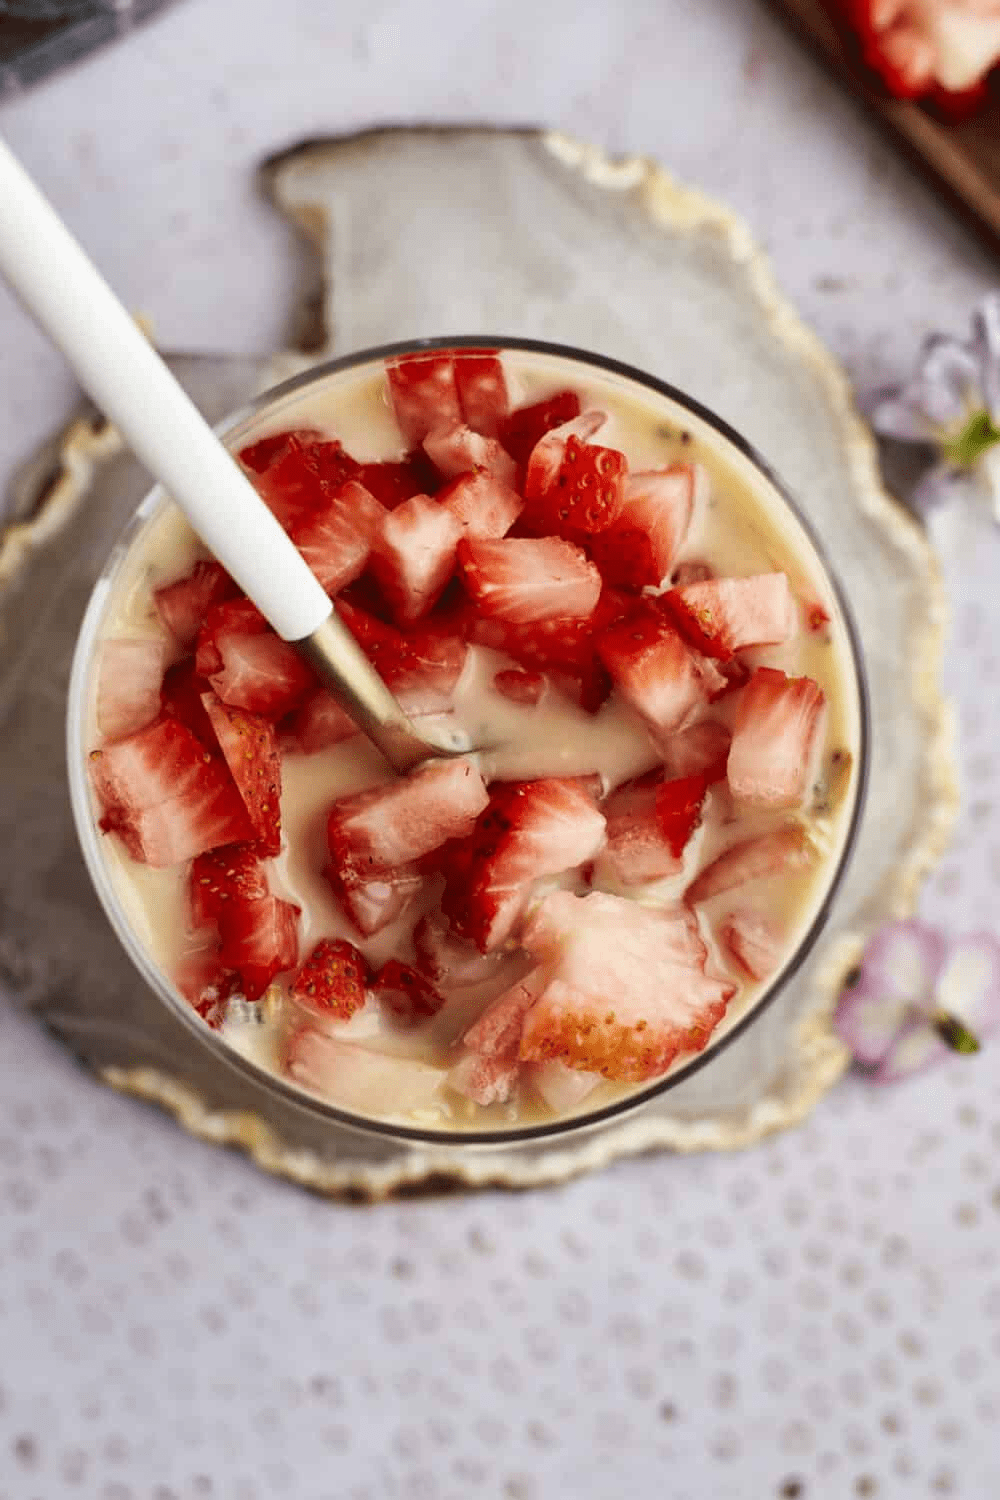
[67,336,870,1148]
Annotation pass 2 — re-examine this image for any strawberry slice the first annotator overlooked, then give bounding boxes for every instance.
[462,969,548,1056]
[173,938,237,1025]
[588,465,701,591]
[591,777,682,888]
[454,351,510,437]
[369,492,462,624]
[518,890,734,1082]
[386,353,462,446]
[422,422,517,487]
[596,604,726,735]
[441,778,607,952]
[154,560,239,648]
[289,937,370,1020]
[832,0,1000,102]
[685,825,813,905]
[237,430,315,474]
[657,718,731,783]
[189,844,267,928]
[655,774,710,857]
[659,573,797,661]
[499,390,581,466]
[719,909,784,982]
[327,757,489,883]
[357,457,434,509]
[250,434,362,531]
[201,692,282,855]
[438,470,523,539]
[284,690,356,754]
[160,658,217,747]
[217,893,299,1001]
[289,479,385,594]
[412,911,507,988]
[96,638,169,741]
[493,668,546,706]
[447,1051,521,1106]
[195,599,315,720]
[284,1027,445,1112]
[324,860,423,938]
[458,536,601,624]
[526,1059,601,1114]
[372,960,445,1026]
[337,599,467,714]
[90,717,254,868]
[522,418,626,539]
[727,668,826,808]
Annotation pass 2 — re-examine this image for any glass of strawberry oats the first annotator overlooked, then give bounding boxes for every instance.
[67,339,868,1142]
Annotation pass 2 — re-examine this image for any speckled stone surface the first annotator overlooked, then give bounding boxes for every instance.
[1,4,999,1499]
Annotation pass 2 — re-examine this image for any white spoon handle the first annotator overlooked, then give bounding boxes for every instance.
[0,136,331,643]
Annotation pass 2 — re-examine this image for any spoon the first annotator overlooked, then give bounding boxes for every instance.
[0,137,469,775]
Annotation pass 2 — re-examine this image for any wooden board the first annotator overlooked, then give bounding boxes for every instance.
[766,0,1000,258]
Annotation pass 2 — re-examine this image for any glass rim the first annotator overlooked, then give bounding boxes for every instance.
[67,334,871,1149]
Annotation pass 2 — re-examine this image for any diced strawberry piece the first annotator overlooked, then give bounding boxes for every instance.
[324,860,423,938]
[660,573,797,661]
[657,719,731,783]
[592,778,681,888]
[217,894,299,1001]
[422,422,517,487]
[284,1026,445,1113]
[357,457,433,509]
[238,430,314,474]
[201,692,282,855]
[447,1050,521,1106]
[413,912,508,988]
[672,560,714,586]
[458,536,601,624]
[189,844,267,928]
[438,470,523,539]
[284,690,356,754]
[386,353,462,446]
[454,351,510,437]
[442,779,607,952]
[462,969,548,1056]
[327,758,489,884]
[493,669,546,706]
[96,637,169,741]
[196,599,315,720]
[160,658,217,746]
[518,890,734,1082]
[500,390,581,466]
[527,1059,601,1114]
[337,599,467,713]
[831,0,1000,103]
[90,717,254,868]
[589,465,701,590]
[727,668,826,809]
[289,937,370,1021]
[719,908,784,982]
[372,960,445,1026]
[369,493,462,625]
[522,419,626,539]
[289,480,385,594]
[596,604,725,735]
[685,825,813,905]
[154,560,239,648]
[807,601,832,632]
[655,774,709,858]
[251,434,362,531]
[174,947,238,1025]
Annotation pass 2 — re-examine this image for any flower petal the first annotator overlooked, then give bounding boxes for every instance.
[835,987,913,1065]
[934,932,1000,1040]
[970,293,1000,422]
[915,334,982,431]
[856,919,946,1000]
[869,390,938,444]
[874,1020,949,1085]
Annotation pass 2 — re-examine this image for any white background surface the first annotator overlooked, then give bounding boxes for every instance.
[2,3,1000,1498]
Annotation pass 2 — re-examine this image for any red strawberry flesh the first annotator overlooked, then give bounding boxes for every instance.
[458,536,601,623]
[217,893,299,1001]
[727,667,826,808]
[154,560,239,648]
[201,692,283,855]
[660,573,796,661]
[327,758,489,882]
[96,638,169,741]
[289,937,370,1020]
[685,825,813,905]
[369,492,462,624]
